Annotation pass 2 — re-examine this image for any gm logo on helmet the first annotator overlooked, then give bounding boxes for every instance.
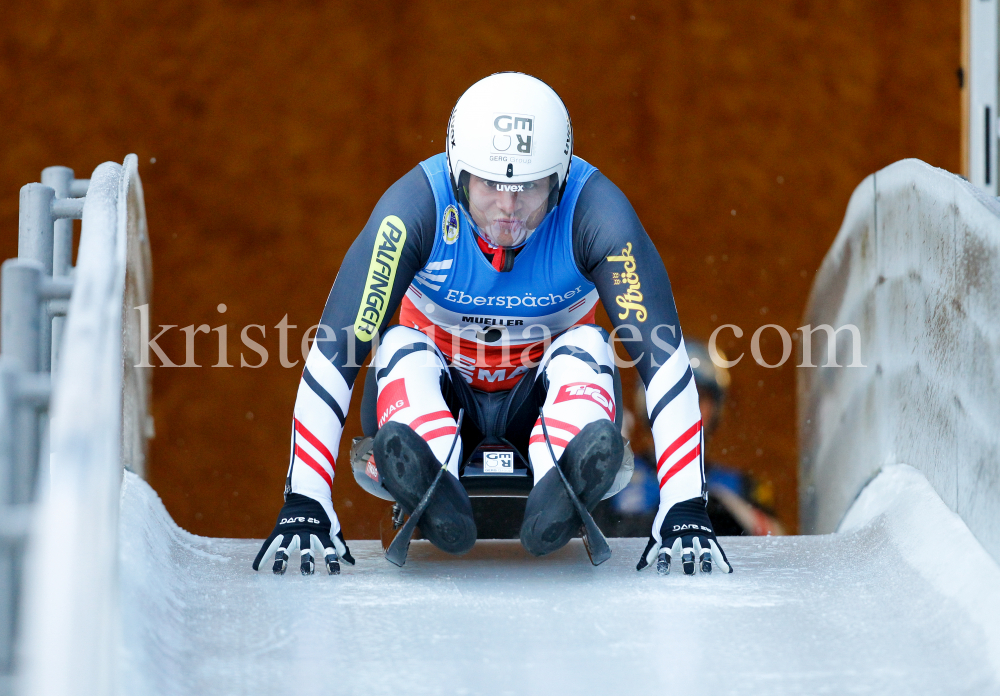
[491,113,533,155]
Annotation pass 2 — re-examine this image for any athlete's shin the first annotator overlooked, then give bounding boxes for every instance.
[521,326,623,556]
[528,325,618,480]
[373,326,462,475]
[374,421,476,554]
[520,419,622,556]
[371,326,477,554]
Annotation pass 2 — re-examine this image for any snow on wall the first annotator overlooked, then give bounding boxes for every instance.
[839,464,1000,675]
[800,158,1000,561]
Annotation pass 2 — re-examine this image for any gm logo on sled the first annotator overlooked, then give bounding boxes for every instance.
[491,113,533,155]
[483,450,514,474]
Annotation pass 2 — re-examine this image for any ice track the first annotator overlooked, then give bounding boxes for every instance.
[120,466,1000,696]
[24,157,999,696]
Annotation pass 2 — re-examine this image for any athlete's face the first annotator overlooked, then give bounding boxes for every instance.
[467,174,553,248]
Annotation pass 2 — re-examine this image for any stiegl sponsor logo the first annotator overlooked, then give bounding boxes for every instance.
[605,242,647,322]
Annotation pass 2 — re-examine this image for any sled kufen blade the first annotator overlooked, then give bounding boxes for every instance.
[539,411,612,566]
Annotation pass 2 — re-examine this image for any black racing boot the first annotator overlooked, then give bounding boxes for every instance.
[373,422,476,555]
[520,419,623,556]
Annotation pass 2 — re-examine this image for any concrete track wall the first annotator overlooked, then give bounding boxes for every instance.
[799,159,1000,561]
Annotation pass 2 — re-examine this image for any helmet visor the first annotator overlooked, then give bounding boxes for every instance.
[463,173,556,248]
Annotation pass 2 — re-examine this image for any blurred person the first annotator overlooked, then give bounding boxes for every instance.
[597,340,785,537]
[252,72,732,577]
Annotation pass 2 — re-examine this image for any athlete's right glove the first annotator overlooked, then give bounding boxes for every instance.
[252,493,355,575]
[636,496,732,575]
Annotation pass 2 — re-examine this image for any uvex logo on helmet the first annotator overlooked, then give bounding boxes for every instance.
[491,113,533,155]
[494,184,524,192]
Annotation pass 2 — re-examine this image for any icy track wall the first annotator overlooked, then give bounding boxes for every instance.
[800,158,1000,561]
[17,156,152,696]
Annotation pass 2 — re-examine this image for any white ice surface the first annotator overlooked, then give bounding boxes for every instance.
[119,469,1000,696]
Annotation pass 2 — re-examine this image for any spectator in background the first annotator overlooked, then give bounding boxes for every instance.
[595,340,785,537]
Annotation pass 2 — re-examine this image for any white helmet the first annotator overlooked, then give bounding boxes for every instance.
[447,73,573,249]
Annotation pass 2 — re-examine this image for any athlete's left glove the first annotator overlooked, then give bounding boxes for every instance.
[636,496,732,575]
[252,493,355,575]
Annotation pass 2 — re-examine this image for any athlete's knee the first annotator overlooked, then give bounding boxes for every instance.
[551,324,610,354]
[373,325,446,375]
[562,323,610,342]
[539,325,616,380]
[371,325,460,473]
[375,325,437,358]
[380,324,428,343]
[529,326,618,482]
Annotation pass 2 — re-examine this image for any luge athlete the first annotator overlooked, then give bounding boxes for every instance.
[253,72,732,577]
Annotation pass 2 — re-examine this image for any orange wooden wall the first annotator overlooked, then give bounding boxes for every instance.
[0,1,960,537]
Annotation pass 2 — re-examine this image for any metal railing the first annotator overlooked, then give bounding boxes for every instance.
[0,155,152,696]
[0,166,88,694]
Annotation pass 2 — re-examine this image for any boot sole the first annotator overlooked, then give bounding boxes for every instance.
[374,422,476,555]
[520,419,623,556]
